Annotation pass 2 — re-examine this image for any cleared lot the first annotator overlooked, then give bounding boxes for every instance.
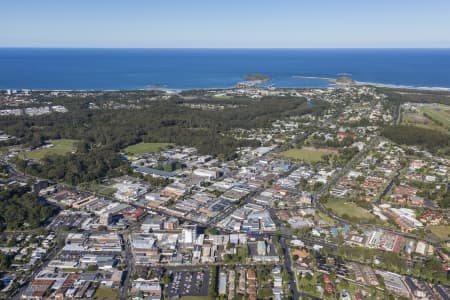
[124,142,173,156]
[281,147,337,162]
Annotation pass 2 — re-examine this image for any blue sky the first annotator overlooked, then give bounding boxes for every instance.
[2,0,450,48]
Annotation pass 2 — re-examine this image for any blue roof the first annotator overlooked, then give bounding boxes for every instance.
[331,227,339,237]
[273,164,290,170]
[343,225,350,234]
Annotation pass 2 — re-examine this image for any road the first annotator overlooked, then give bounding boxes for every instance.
[280,237,321,300]
[375,168,401,205]
[310,136,381,226]
[120,232,133,300]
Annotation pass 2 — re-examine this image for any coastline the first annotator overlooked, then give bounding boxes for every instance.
[2,82,450,93]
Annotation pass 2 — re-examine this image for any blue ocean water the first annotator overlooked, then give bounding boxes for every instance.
[0,48,450,90]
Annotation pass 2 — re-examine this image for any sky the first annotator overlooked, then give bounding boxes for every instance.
[2,0,450,48]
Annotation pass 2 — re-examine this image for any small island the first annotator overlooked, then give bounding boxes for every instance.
[243,73,272,82]
[333,76,355,85]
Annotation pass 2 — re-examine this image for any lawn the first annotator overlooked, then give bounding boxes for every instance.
[20,139,78,161]
[93,287,119,300]
[280,147,337,162]
[427,225,450,241]
[324,199,374,221]
[124,142,173,156]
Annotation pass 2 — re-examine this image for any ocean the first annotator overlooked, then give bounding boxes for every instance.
[0,48,450,90]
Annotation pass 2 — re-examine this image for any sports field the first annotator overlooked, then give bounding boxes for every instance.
[20,139,78,161]
[427,225,450,241]
[124,142,173,156]
[280,147,337,162]
[325,199,374,220]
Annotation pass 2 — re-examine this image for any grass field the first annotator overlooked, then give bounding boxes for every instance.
[402,104,450,132]
[427,225,450,241]
[325,199,374,220]
[81,182,117,197]
[93,287,119,300]
[124,142,173,156]
[212,94,233,99]
[280,147,337,162]
[176,297,213,300]
[402,112,435,126]
[317,212,336,225]
[20,139,78,161]
[419,104,450,129]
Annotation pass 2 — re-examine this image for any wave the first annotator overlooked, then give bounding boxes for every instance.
[355,81,450,91]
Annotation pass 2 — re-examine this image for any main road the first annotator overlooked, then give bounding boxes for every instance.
[280,237,321,300]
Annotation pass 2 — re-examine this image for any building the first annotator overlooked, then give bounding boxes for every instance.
[161,182,187,199]
[141,216,164,232]
[99,213,112,226]
[181,224,197,245]
[123,208,146,222]
[114,181,147,202]
[193,168,219,181]
[376,271,410,298]
[218,271,227,296]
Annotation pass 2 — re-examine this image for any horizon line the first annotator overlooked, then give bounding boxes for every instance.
[1,46,450,50]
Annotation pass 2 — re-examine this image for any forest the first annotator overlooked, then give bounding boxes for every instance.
[1,94,321,154]
[0,185,56,231]
[16,149,131,186]
[1,92,325,184]
[378,87,450,106]
[381,125,450,155]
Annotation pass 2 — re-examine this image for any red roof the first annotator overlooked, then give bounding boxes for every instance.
[54,190,70,196]
[123,208,146,220]
[32,290,46,297]
[32,279,54,286]
[62,273,79,288]
[354,292,363,300]
[393,235,403,254]
[325,282,333,294]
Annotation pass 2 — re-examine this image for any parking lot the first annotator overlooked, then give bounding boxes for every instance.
[47,212,90,231]
[166,269,210,299]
